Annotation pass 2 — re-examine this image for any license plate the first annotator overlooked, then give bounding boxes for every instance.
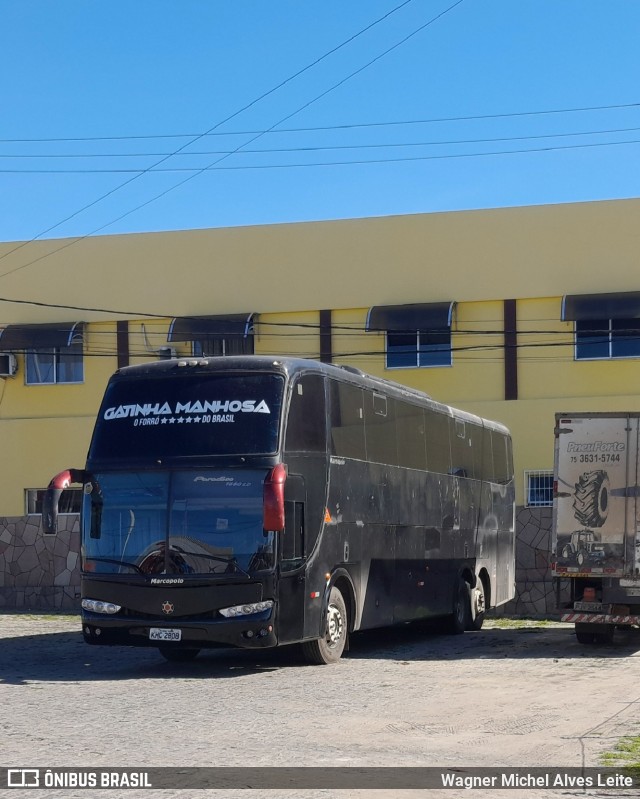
[149,628,182,642]
[574,601,606,612]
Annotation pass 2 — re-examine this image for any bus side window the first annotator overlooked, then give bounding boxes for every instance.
[481,426,495,482]
[424,409,452,474]
[329,380,366,460]
[365,393,398,466]
[395,400,427,470]
[492,432,512,484]
[285,375,327,453]
[282,501,304,568]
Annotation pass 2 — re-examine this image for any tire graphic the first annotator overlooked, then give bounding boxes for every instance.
[573,470,609,528]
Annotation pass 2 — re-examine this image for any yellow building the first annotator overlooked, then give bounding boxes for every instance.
[1,197,639,609]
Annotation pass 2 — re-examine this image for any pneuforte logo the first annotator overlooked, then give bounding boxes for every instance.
[567,441,625,453]
[104,399,271,420]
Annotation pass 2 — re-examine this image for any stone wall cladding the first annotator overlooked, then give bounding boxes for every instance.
[0,514,80,610]
[0,507,559,616]
[499,505,564,617]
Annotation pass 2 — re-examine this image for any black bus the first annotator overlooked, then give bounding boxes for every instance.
[44,356,515,664]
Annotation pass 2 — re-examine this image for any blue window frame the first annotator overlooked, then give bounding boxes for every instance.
[575,318,640,360]
[386,330,452,369]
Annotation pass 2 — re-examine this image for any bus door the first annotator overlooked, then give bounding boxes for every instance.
[277,473,306,644]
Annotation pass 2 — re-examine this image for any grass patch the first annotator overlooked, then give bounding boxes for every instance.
[0,611,78,622]
[601,737,640,768]
[484,617,557,629]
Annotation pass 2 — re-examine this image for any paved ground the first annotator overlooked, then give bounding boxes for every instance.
[1,614,639,799]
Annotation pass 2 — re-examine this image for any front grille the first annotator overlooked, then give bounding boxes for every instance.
[120,608,218,621]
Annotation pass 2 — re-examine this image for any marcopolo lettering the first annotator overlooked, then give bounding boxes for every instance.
[104,399,270,420]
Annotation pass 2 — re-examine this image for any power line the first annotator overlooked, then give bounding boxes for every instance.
[3,124,640,161]
[0,0,465,281]
[2,136,637,174]
[0,0,418,266]
[3,101,639,144]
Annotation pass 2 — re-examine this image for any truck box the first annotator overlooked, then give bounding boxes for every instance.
[553,412,640,644]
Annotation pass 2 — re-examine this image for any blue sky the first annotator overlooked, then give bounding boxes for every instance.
[1,1,639,244]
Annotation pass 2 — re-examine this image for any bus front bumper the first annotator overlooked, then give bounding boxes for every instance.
[81,611,278,650]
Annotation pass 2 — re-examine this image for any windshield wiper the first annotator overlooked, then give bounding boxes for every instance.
[85,556,144,575]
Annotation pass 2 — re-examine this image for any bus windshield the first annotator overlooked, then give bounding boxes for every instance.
[82,470,275,576]
[89,372,284,461]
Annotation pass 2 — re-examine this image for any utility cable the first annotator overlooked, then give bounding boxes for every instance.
[0,0,465,281]
[3,101,639,144]
[0,0,417,266]
[3,124,640,162]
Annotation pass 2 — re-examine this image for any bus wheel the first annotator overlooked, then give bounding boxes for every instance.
[159,647,201,662]
[301,586,348,665]
[468,576,486,631]
[448,577,471,634]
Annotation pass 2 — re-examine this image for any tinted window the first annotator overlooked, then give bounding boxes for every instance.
[89,373,284,461]
[492,431,512,484]
[285,375,326,453]
[329,380,366,460]
[424,409,451,474]
[395,400,427,470]
[365,392,398,465]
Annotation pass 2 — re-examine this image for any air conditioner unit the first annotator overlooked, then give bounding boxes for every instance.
[0,353,17,377]
[157,347,176,360]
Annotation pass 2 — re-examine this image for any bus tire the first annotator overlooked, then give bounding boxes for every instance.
[301,586,348,665]
[159,647,201,662]
[468,576,486,631]
[448,577,471,634]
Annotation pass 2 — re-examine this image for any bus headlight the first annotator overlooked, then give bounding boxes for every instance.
[82,598,121,614]
[219,600,273,618]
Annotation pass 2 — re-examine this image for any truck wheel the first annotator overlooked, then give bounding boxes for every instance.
[301,586,348,665]
[573,470,610,528]
[448,577,471,634]
[577,550,586,567]
[575,624,596,644]
[159,647,200,662]
[468,576,486,631]
[593,625,615,645]
[561,544,572,559]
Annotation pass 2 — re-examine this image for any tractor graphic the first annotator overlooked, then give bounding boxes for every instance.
[558,471,609,567]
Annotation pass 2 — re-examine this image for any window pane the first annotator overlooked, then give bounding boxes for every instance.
[526,472,553,506]
[329,380,366,459]
[193,336,254,356]
[285,375,326,452]
[395,401,427,470]
[492,432,511,484]
[611,318,640,358]
[57,343,84,383]
[575,319,610,360]
[419,330,452,367]
[387,332,418,368]
[26,350,55,384]
[424,409,451,474]
[364,393,398,465]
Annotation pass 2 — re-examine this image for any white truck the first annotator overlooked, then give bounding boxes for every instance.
[552,412,640,644]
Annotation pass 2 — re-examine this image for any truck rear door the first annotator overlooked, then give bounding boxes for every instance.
[553,414,638,578]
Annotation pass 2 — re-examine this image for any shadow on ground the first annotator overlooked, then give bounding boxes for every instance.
[1,615,638,684]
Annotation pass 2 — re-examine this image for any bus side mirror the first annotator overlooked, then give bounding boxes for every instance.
[42,469,86,534]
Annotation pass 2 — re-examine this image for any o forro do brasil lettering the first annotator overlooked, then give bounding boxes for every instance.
[103,399,271,421]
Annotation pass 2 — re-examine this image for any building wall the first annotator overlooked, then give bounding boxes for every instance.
[1,198,640,611]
